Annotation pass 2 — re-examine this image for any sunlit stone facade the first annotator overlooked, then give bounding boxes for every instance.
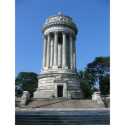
[34,12,84,98]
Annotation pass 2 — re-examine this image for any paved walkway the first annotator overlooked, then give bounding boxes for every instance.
[15,107,110,115]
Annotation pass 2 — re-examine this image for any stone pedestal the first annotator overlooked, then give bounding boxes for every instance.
[92,92,105,107]
[20,91,30,106]
[108,94,110,99]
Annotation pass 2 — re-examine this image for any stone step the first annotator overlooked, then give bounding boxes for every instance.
[16,117,109,120]
[20,99,105,108]
[22,105,104,108]
[16,114,110,117]
[16,123,110,125]
[16,110,110,125]
[16,119,110,123]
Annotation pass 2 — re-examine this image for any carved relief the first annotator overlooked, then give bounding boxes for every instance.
[38,73,80,80]
[46,16,74,24]
[53,75,67,83]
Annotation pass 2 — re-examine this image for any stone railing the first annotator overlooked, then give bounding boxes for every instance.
[20,91,30,106]
[101,95,110,101]
[108,94,110,99]
[101,94,110,107]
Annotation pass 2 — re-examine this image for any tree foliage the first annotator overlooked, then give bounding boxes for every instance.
[87,56,110,78]
[78,56,110,98]
[78,68,96,98]
[90,87,99,95]
[99,74,110,95]
[15,86,18,93]
[15,72,38,94]
[87,56,110,95]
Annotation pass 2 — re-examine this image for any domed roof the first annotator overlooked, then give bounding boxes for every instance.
[42,12,78,35]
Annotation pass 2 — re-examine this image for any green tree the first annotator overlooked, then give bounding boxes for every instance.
[87,56,110,78]
[17,88,23,94]
[78,68,96,98]
[90,87,99,96]
[99,74,110,95]
[87,56,110,94]
[15,86,18,93]
[15,72,38,94]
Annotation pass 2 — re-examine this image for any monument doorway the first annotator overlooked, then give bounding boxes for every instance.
[58,86,63,97]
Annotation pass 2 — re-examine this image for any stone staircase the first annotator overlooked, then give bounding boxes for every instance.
[14,113,111,125]
[20,98,104,108]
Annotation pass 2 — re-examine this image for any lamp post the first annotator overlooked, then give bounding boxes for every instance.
[97,74,100,92]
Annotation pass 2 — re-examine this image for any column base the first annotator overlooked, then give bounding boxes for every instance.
[52,66,58,69]
[44,67,49,70]
[62,66,68,69]
[70,67,75,69]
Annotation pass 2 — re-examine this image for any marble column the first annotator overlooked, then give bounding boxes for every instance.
[62,31,68,69]
[58,41,62,67]
[50,36,54,67]
[46,33,51,67]
[42,35,47,68]
[73,36,76,68]
[69,33,74,69]
[53,31,58,68]
[66,37,69,67]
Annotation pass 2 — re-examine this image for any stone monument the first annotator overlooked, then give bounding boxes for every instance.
[33,12,84,98]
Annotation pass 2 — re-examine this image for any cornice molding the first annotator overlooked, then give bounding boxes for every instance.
[42,22,78,35]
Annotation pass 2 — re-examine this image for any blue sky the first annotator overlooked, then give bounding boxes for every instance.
[15,0,110,77]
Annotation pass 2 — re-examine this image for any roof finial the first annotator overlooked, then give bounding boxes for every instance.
[58,12,62,15]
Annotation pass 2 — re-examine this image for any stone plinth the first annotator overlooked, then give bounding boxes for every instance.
[20,91,30,106]
[92,92,105,107]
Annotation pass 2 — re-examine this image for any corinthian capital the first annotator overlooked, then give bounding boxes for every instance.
[47,32,51,37]
[43,35,47,40]
[62,31,66,35]
[54,31,59,35]
[69,33,73,37]
[73,35,76,41]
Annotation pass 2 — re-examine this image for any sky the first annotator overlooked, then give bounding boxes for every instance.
[15,0,110,77]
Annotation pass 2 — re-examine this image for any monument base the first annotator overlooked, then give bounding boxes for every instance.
[33,69,84,99]
[67,91,84,98]
[34,90,54,98]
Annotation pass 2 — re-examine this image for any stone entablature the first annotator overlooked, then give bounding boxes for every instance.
[44,26,76,39]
